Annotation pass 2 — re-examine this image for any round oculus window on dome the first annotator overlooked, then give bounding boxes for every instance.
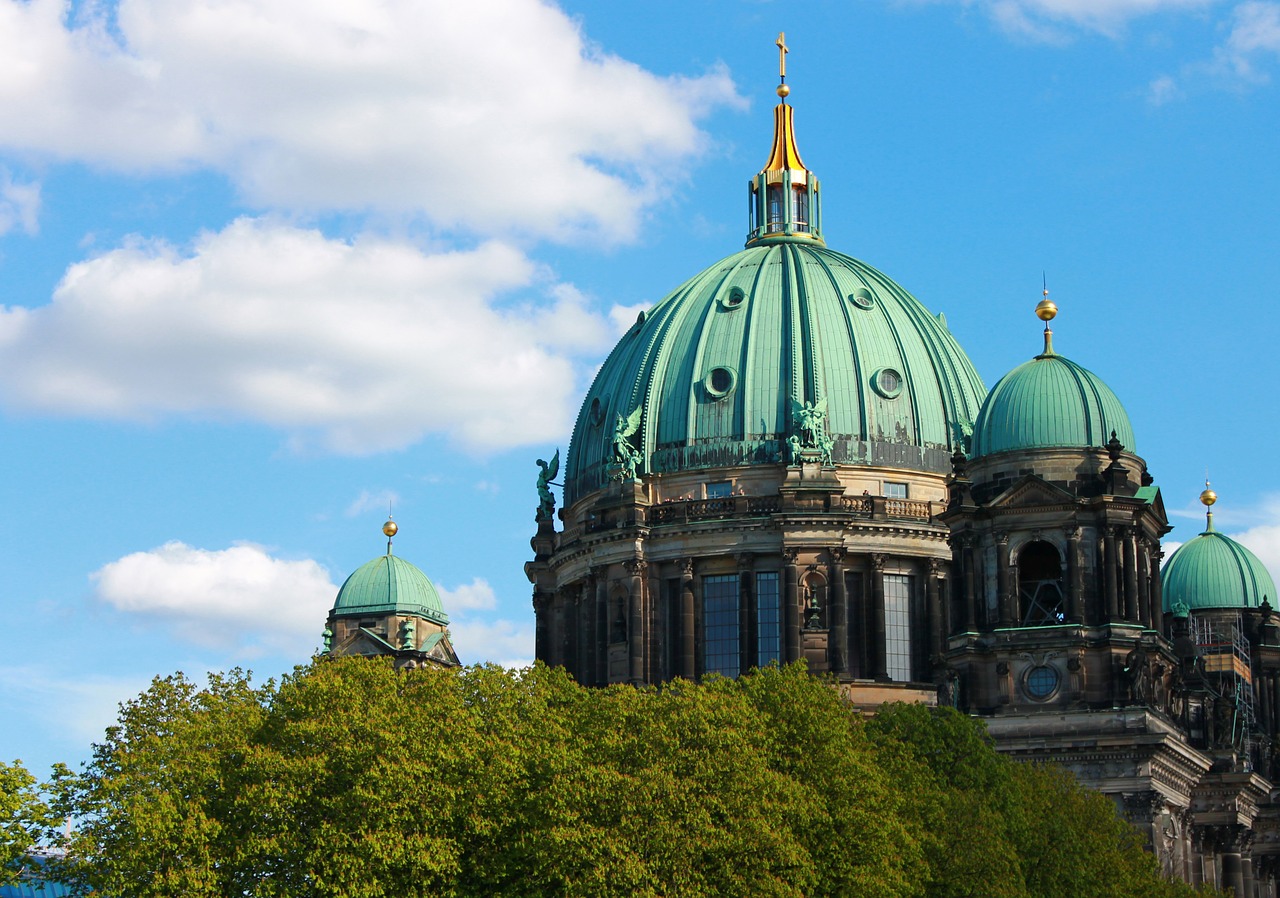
[589,397,607,426]
[871,367,903,399]
[704,366,737,399]
[848,287,876,310]
[719,286,747,311]
[1023,665,1060,701]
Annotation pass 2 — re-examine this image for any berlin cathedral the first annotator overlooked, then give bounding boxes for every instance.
[325,39,1280,898]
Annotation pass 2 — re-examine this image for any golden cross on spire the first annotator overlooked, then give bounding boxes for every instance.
[776,32,789,79]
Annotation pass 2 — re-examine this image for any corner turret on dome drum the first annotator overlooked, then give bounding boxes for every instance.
[324,519,460,670]
[1163,487,1276,613]
[529,36,985,703]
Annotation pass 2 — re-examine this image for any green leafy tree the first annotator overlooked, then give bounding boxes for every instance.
[1,759,62,886]
[57,660,1216,898]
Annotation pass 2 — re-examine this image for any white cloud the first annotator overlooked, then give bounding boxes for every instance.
[0,167,39,235]
[914,0,1219,40]
[437,578,498,612]
[0,665,155,752]
[1146,2,1280,98]
[345,489,400,519]
[0,0,740,242]
[1216,1,1280,80]
[0,218,625,453]
[91,541,336,655]
[449,616,535,670]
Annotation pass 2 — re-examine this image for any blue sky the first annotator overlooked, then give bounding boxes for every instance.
[3,0,1280,775]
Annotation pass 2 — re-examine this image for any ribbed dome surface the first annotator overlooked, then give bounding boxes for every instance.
[1162,528,1276,611]
[333,554,448,625]
[564,242,986,503]
[970,353,1134,458]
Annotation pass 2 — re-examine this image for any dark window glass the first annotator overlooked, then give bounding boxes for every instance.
[702,574,740,678]
[706,481,732,499]
[884,574,913,682]
[756,572,781,666]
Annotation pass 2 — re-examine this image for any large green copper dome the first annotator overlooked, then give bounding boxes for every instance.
[333,553,449,625]
[970,350,1134,459]
[1162,516,1276,612]
[563,242,986,503]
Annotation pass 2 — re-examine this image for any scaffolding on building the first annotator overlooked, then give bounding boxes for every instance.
[1191,612,1257,767]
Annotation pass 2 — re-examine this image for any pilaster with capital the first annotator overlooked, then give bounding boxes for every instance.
[784,548,801,664]
[829,548,848,675]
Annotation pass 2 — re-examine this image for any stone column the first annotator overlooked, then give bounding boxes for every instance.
[594,572,609,685]
[963,536,978,631]
[996,532,1013,627]
[626,558,646,685]
[949,536,965,636]
[871,553,887,679]
[1151,549,1166,635]
[680,558,695,681]
[1124,528,1140,623]
[583,574,598,687]
[927,558,943,666]
[738,553,755,675]
[1105,527,1121,622]
[533,589,551,663]
[1065,525,1083,623]
[578,578,594,686]
[1138,539,1153,629]
[784,549,801,664]
[829,549,848,675]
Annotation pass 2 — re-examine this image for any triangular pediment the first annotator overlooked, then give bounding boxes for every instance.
[987,474,1077,510]
[334,628,398,657]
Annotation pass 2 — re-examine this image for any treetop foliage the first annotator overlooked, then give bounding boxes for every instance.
[39,659,1212,898]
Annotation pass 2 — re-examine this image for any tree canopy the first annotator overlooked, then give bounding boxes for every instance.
[50,659,1211,898]
[1,759,63,886]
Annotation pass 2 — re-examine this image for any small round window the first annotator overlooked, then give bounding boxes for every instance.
[719,286,747,311]
[871,368,903,399]
[589,397,607,426]
[1024,665,1060,701]
[849,287,876,310]
[704,367,737,399]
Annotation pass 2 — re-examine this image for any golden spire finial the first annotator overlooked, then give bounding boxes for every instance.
[382,505,398,554]
[1200,478,1217,531]
[776,33,789,99]
[1035,275,1057,356]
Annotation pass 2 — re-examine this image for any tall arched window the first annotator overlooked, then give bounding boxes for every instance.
[793,186,809,232]
[766,184,784,231]
[1018,541,1065,625]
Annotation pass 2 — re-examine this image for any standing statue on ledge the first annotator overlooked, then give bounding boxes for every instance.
[536,449,560,520]
[790,397,834,465]
[611,406,643,480]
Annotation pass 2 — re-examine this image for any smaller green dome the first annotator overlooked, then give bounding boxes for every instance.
[971,352,1134,458]
[333,553,449,625]
[1162,525,1276,612]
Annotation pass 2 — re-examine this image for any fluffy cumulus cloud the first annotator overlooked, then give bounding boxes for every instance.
[91,540,337,655]
[0,0,739,242]
[0,218,625,452]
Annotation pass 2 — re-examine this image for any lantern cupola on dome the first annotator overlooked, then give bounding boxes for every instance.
[746,33,823,248]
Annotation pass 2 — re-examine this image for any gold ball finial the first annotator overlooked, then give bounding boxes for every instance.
[382,519,399,537]
[1036,295,1057,322]
[1200,481,1217,507]
[776,83,790,98]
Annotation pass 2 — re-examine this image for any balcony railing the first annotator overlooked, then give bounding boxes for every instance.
[646,494,933,526]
